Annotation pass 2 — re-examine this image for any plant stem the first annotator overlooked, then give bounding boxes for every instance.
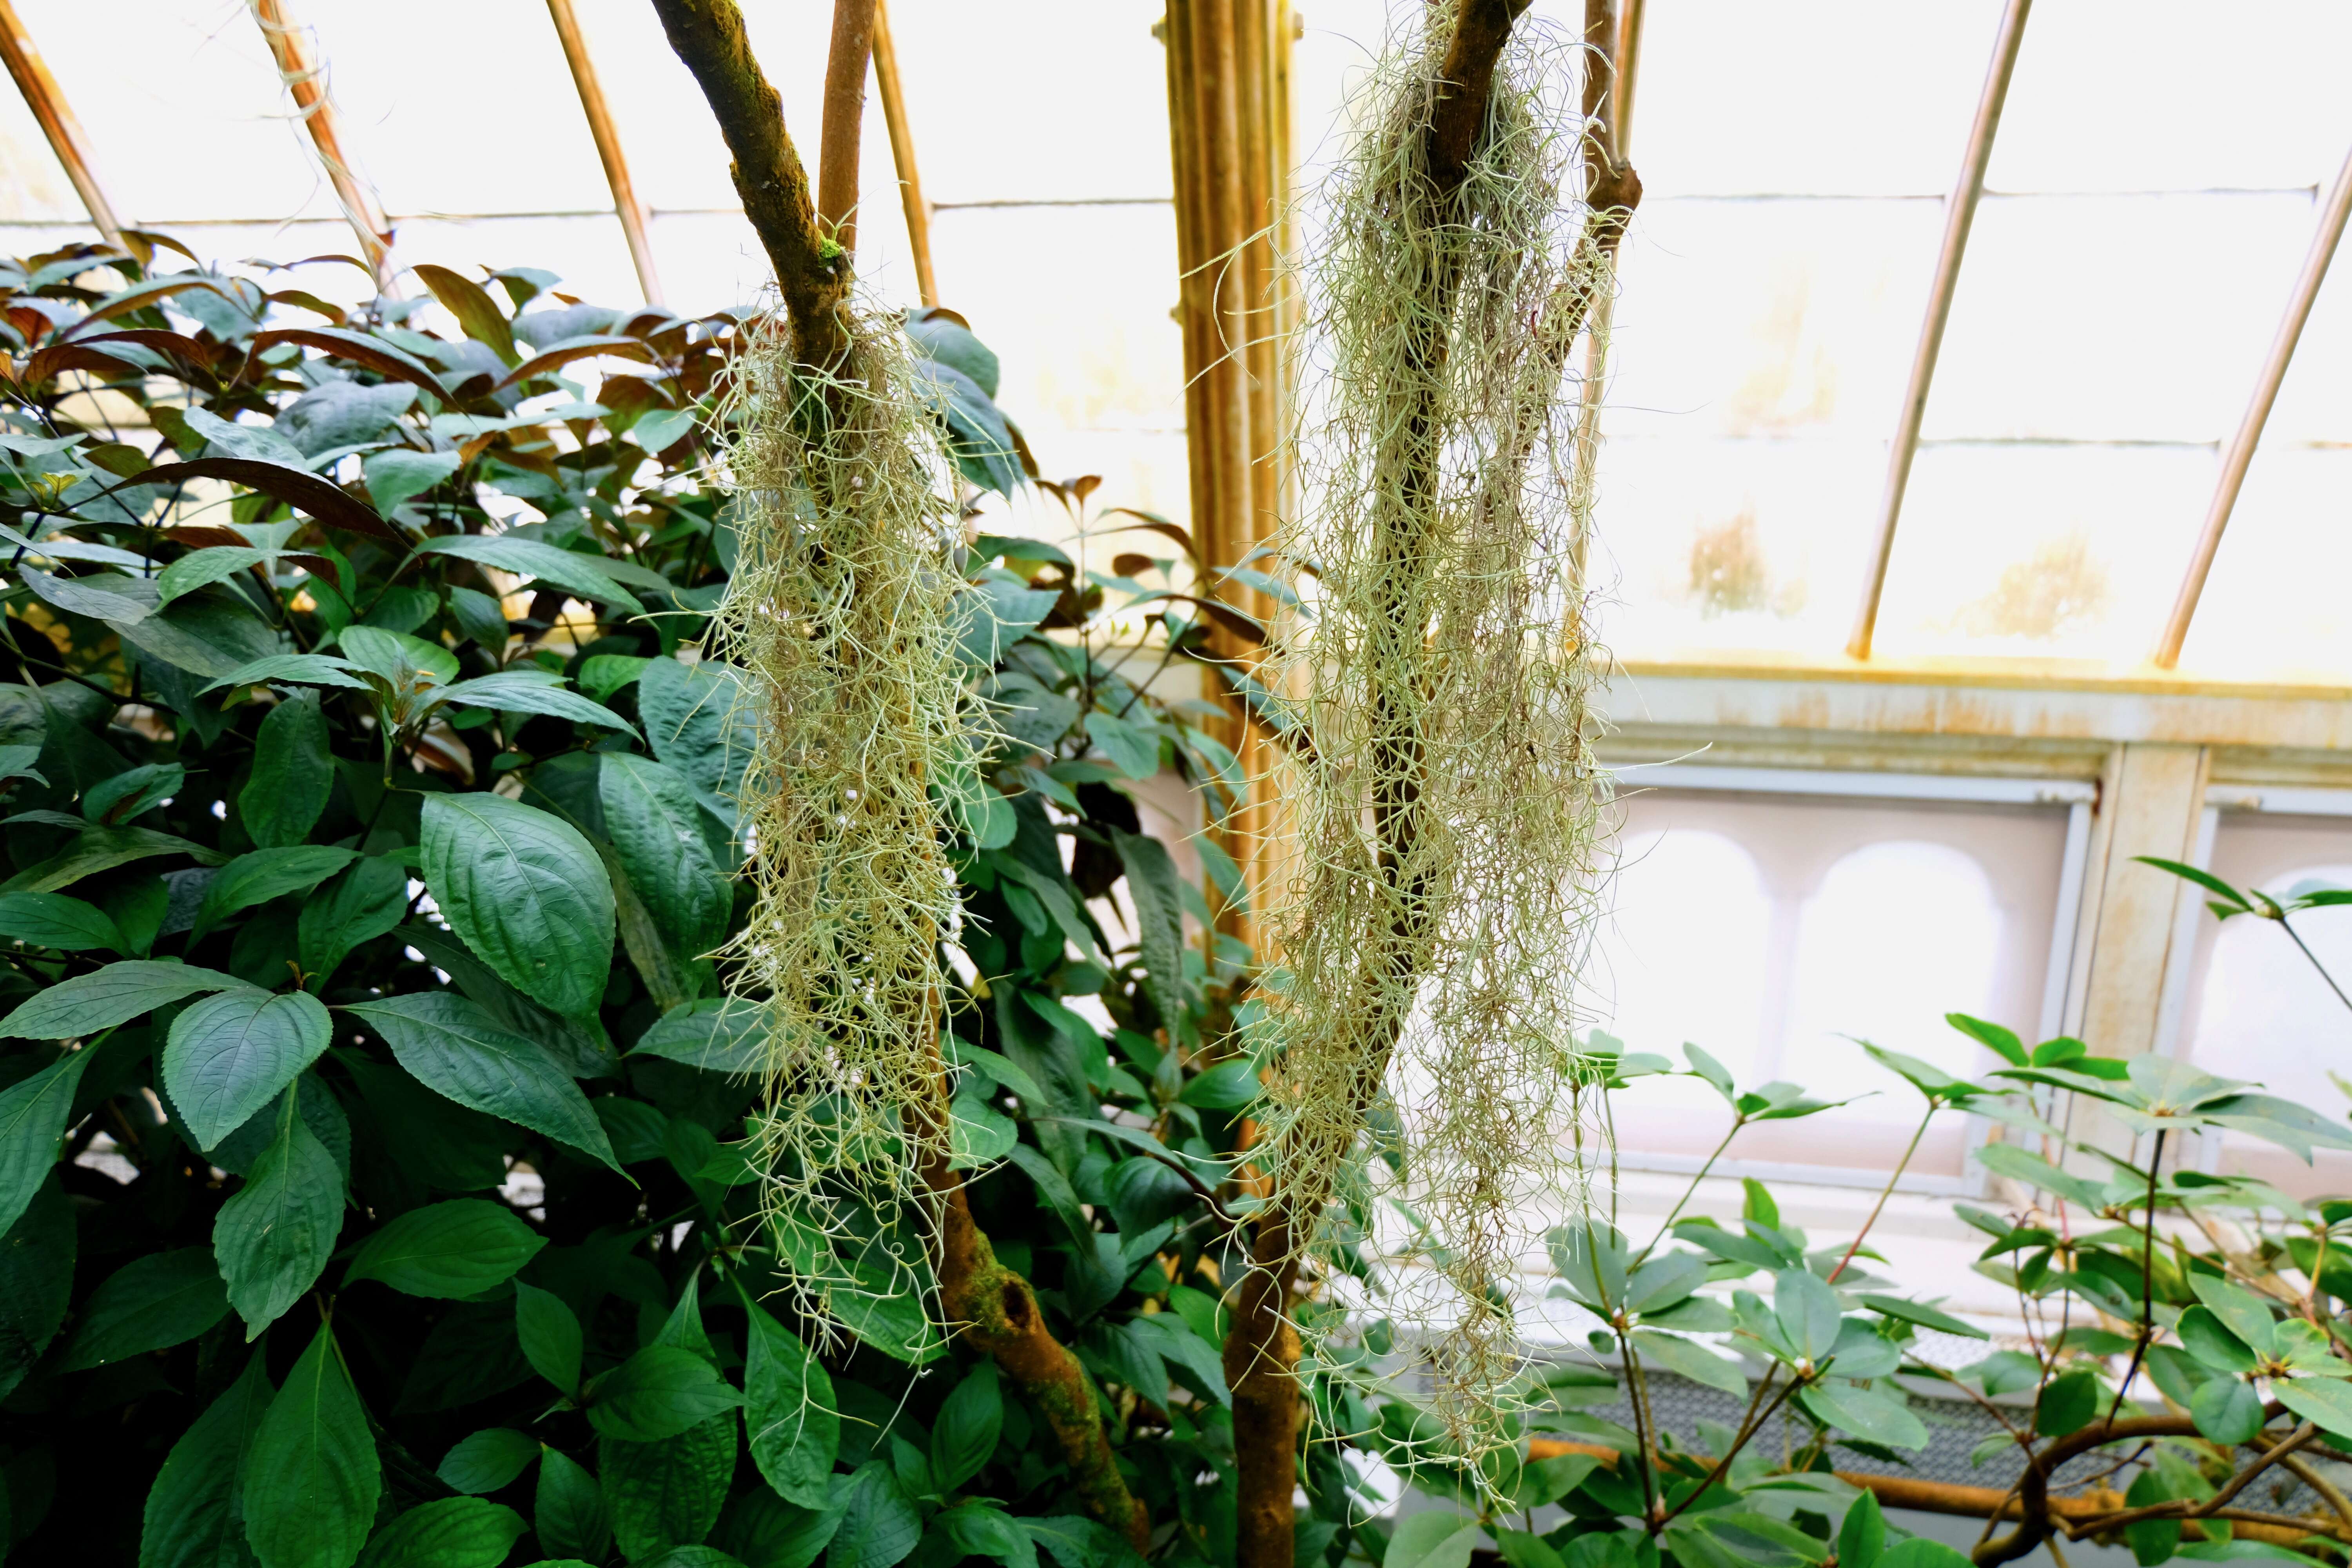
[1619,1333,1661,1532]
[2103,1128,2167,1430]
[1656,1370,1798,1529]
[1634,1116,1746,1268]
[2280,917,2352,1016]
[1826,1100,1937,1285]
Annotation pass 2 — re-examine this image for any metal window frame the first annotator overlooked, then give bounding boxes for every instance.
[1605,762,2097,1198]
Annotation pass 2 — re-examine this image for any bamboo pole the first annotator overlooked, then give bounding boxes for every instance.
[2151,136,2352,669]
[247,0,397,292]
[869,0,936,307]
[817,0,878,258]
[545,0,664,306]
[0,0,126,250]
[1845,0,2032,661]
[1568,0,1635,584]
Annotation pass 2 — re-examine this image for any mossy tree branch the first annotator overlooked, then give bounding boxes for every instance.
[656,1,1149,1545]
[647,0,851,368]
[1222,5,1640,1566]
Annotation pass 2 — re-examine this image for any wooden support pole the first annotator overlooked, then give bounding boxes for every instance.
[247,0,396,292]
[1846,0,2031,661]
[0,0,127,250]
[545,0,665,307]
[1568,0,1637,584]
[817,0,878,258]
[2152,136,2352,669]
[870,0,936,307]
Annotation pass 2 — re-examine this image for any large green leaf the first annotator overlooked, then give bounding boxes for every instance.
[432,671,637,736]
[829,1461,924,1568]
[140,1350,274,1568]
[2274,1375,2352,1443]
[0,1046,97,1235]
[242,1321,379,1568]
[1629,1329,1747,1396]
[636,658,750,807]
[715,1489,843,1568]
[1109,829,1185,1038]
[744,1296,839,1507]
[0,1174,73,1399]
[0,958,250,1039]
[0,889,129,952]
[343,1199,546,1299]
[421,793,615,1017]
[298,855,412,985]
[191,847,361,945]
[350,1495,525,1567]
[599,753,730,966]
[411,534,642,615]
[240,694,332,848]
[603,1414,739,1560]
[928,1362,1002,1494]
[586,1344,746,1442]
[58,1246,229,1372]
[1,822,227,894]
[163,988,334,1149]
[212,1092,346,1337]
[1795,1381,1928,1451]
[515,1280,585,1394]
[535,1445,612,1562]
[343,993,621,1172]
[631,999,766,1074]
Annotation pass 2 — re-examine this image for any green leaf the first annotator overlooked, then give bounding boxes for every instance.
[140,1350,274,1568]
[1178,1058,1260,1109]
[421,793,615,1017]
[535,1445,612,1562]
[2189,1274,2280,1357]
[1384,1512,1482,1568]
[298,855,412,985]
[829,1461,924,1568]
[1837,1490,1885,1568]
[0,889,127,952]
[1858,1294,1988,1340]
[586,1345,746,1442]
[343,1199,546,1299]
[338,625,462,689]
[213,1091,345,1338]
[935,1504,1037,1568]
[436,1428,540,1495]
[352,1495,527,1566]
[155,545,264,608]
[242,1320,380,1568]
[603,1414,739,1560]
[914,360,1022,497]
[344,993,622,1172]
[0,958,249,1039]
[629,406,698,452]
[0,1173,72,1398]
[929,1361,1002,1493]
[1773,1267,1841,1360]
[84,761,185,825]
[2133,857,2251,911]
[2,822,229,893]
[632,1000,765,1074]
[2178,1305,2258,1374]
[362,448,463,514]
[433,672,638,736]
[516,1280,584,1394]
[240,695,334,848]
[412,535,642,615]
[950,579,1058,666]
[163,987,333,1149]
[2034,1367,2101,1437]
[1795,1382,1928,1451]
[1082,711,1159,780]
[713,1489,841,1568]
[745,1295,840,1507]
[2190,1376,2265,1446]
[205,653,375,695]
[905,307,1001,397]
[1629,1328,1746,1396]
[599,753,730,967]
[191,846,362,945]
[1108,828,1185,1036]
[58,1246,229,1371]
[0,1047,97,1235]
[636,659,751,805]
[2273,1376,2352,1442]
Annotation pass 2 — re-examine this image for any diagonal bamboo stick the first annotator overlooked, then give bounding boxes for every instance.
[247,0,397,292]
[869,0,937,308]
[545,0,665,307]
[0,0,126,250]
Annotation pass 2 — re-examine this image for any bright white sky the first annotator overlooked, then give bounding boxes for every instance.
[4,0,2348,681]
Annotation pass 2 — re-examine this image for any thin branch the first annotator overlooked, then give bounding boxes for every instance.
[1632,1115,1744,1268]
[1826,1100,1936,1284]
[2102,1128,2166,1430]
[2281,916,2352,1016]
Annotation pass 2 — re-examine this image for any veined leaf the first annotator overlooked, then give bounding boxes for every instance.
[420,793,614,1018]
[241,1321,380,1568]
[344,993,621,1172]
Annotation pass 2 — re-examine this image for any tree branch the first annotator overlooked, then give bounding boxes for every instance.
[646,0,851,368]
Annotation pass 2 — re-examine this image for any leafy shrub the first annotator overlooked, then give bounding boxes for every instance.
[0,237,1276,1567]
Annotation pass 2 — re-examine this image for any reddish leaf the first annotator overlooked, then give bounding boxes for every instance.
[1123,590,1263,647]
[130,459,402,543]
[18,343,148,387]
[1098,508,1198,561]
[60,277,237,339]
[494,335,653,392]
[249,328,448,399]
[413,265,517,365]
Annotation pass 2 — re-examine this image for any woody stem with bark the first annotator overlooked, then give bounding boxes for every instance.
[652,0,1148,1547]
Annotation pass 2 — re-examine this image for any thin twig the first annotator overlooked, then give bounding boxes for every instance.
[1826,1100,1936,1284]
[1633,1116,1744,1268]
[2102,1129,2166,1430]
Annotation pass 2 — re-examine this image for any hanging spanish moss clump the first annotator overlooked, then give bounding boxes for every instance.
[1247,8,1621,1468]
[713,305,976,1346]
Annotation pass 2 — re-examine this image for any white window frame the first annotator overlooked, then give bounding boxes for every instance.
[1603,763,2098,1197]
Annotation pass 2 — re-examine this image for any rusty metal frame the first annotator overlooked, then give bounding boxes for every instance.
[2151,138,2352,670]
[0,0,126,248]
[546,0,664,306]
[1846,0,2033,661]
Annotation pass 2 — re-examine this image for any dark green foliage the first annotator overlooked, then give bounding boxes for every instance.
[0,238,1273,1567]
